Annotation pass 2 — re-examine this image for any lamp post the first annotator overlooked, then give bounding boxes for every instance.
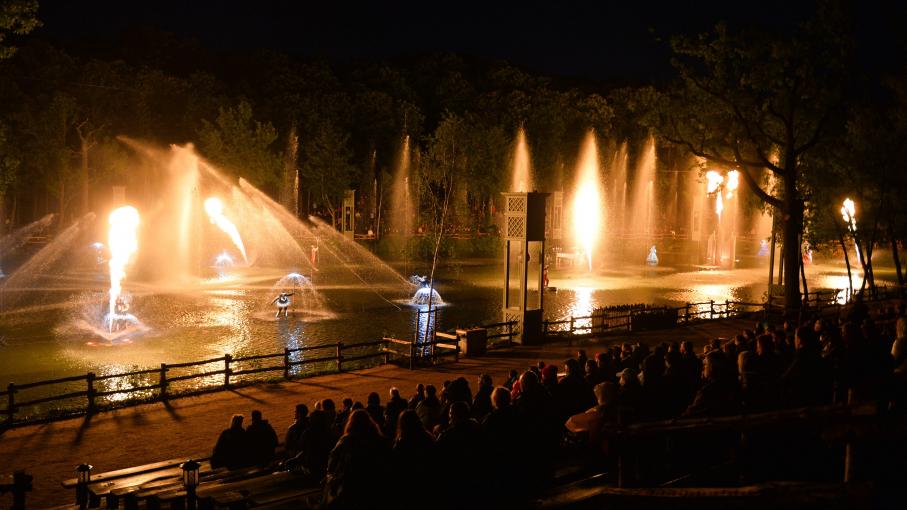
[180,459,201,510]
[75,463,92,509]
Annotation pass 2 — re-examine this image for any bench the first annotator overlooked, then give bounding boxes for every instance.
[1,471,32,510]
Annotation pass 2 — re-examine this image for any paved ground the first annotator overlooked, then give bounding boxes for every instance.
[0,319,749,508]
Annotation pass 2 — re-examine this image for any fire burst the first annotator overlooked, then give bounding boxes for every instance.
[108,206,140,325]
[204,197,248,263]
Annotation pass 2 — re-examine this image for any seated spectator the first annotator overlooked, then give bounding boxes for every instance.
[640,354,668,420]
[556,358,595,420]
[285,403,309,458]
[384,387,407,437]
[416,384,441,430]
[407,383,425,409]
[617,367,643,421]
[392,410,436,509]
[324,410,390,509]
[682,351,741,417]
[541,363,559,394]
[663,350,696,417]
[738,351,776,412]
[246,409,279,466]
[365,392,386,432]
[436,401,485,506]
[782,326,832,407]
[482,387,525,506]
[287,409,335,480]
[566,381,620,453]
[504,369,519,390]
[335,398,353,431]
[212,414,248,470]
[472,373,494,419]
[585,359,604,388]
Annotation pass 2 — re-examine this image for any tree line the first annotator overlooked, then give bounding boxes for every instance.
[2,1,907,309]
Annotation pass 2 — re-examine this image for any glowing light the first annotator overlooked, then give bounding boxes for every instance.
[204,197,248,262]
[108,206,140,326]
[214,252,233,266]
[512,128,532,192]
[726,170,739,192]
[706,171,724,193]
[716,192,724,221]
[572,133,603,271]
[841,198,856,230]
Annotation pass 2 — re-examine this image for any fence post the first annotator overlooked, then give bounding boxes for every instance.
[409,341,415,370]
[569,316,575,334]
[283,348,291,379]
[709,300,715,319]
[725,300,730,318]
[383,340,390,364]
[11,470,31,510]
[224,355,232,388]
[684,303,690,323]
[86,372,96,415]
[336,342,343,372]
[6,382,15,423]
[159,363,168,400]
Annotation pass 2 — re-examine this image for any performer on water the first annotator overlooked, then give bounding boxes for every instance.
[272,292,295,318]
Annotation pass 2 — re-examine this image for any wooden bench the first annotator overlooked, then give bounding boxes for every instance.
[1,471,32,510]
[61,454,208,509]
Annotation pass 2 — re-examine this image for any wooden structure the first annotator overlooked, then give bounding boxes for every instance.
[341,189,355,239]
[502,191,549,344]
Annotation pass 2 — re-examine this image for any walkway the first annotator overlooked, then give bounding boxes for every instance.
[0,319,748,508]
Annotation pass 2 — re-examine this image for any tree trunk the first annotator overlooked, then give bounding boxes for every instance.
[80,138,90,216]
[782,171,803,313]
[890,223,904,296]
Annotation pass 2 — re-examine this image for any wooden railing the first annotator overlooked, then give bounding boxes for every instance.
[543,300,766,337]
[0,339,402,426]
[0,471,31,510]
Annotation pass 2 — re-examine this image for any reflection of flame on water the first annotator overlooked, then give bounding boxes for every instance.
[572,133,602,272]
[108,206,140,330]
[204,197,248,263]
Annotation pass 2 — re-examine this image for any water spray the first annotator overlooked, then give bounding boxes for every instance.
[108,206,140,330]
[204,197,248,263]
[572,133,602,272]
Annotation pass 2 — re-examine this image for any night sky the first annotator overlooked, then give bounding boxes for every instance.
[32,1,907,83]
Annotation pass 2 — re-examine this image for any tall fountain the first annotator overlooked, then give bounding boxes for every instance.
[628,135,657,238]
[511,127,533,192]
[389,135,413,236]
[571,132,604,271]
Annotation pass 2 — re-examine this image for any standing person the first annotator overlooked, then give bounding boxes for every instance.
[285,404,310,458]
[211,415,248,469]
[416,384,441,431]
[246,410,279,466]
[324,410,390,509]
[436,402,484,509]
[365,392,386,432]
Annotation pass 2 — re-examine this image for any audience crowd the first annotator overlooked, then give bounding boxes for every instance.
[210,299,907,509]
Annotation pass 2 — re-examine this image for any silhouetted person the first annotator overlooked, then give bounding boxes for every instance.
[683,351,741,417]
[246,409,278,466]
[285,403,309,458]
[514,370,558,489]
[212,414,247,470]
[504,369,519,390]
[384,387,407,437]
[472,373,494,419]
[292,409,335,480]
[392,410,436,509]
[663,350,695,417]
[617,367,643,422]
[365,391,386,432]
[414,384,439,429]
[556,358,595,420]
[324,409,389,509]
[336,398,353,431]
[408,383,425,409]
[782,326,832,407]
[436,401,484,509]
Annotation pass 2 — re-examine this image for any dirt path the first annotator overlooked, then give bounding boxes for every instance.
[0,319,748,508]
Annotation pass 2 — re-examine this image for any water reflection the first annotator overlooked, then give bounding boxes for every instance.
[567,287,594,332]
[96,363,155,403]
[278,319,305,376]
[412,306,440,356]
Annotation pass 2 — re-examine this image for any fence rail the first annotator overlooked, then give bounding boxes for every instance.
[0,334,465,426]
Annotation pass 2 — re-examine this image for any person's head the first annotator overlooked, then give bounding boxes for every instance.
[585,359,598,376]
[537,361,546,370]
[756,335,773,356]
[617,367,637,387]
[344,409,381,438]
[251,410,262,423]
[508,369,518,380]
[594,382,619,406]
[479,373,493,388]
[389,387,401,400]
[795,326,815,351]
[396,409,426,440]
[352,401,364,410]
[426,384,437,398]
[342,397,353,410]
[519,370,539,391]
[665,350,681,369]
[295,404,309,421]
[449,401,470,424]
[308,409,327,430]
[565,358,581,377]
[321,398,336,414]
[577,349,587,360]
[416,383,425,395]
[491,387,511,410]
[367,392,380,406]
[681,340,694,356]
[230,414,244,429]
[542,364,558,382]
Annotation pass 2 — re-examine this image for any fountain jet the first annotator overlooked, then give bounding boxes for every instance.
[204,197,248,263]
[572,132,603,271]
[511,128,533,192]
[108,206,140,328]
